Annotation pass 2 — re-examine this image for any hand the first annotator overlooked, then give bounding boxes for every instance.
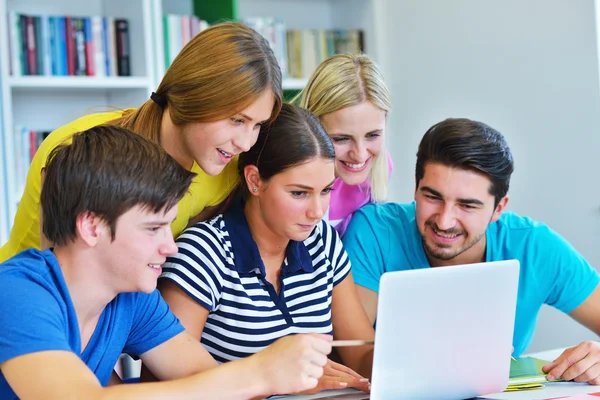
[542,341,600,384]
[251,333,333,395]
[297,358,371,395]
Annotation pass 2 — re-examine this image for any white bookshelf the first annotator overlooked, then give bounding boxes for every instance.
[0,0,157,242]
[238,0,378,61]
[0,0,379,245]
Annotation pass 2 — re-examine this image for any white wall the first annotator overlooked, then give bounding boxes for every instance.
[376,0,600,352]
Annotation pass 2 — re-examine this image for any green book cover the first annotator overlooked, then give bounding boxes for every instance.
[509,357,551,384]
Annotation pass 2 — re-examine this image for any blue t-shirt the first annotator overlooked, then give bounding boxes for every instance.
[343,202,600,357]
[0,249,185,399]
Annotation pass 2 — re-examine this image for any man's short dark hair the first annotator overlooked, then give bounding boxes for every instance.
[415,118,514,206]
[41,125,195,246]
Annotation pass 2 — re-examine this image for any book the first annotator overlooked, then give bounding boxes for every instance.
[509,356,554,385]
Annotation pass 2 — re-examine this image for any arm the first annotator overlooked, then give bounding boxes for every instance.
[140,281,216,382]
[542,284,600,384]
[355,285,379,326]
[3,333,331,400]
[331,272,375,379]
[342,207,388,323]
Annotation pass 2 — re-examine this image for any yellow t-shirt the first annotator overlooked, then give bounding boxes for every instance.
[0,110,239,262]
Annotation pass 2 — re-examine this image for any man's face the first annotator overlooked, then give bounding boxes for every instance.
[415,163,508,267]
[101,204,179,293]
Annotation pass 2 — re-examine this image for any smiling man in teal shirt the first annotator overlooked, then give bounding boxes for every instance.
[344,118,600,384]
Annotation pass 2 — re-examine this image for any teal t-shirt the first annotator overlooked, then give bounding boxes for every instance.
[344,202,600,356]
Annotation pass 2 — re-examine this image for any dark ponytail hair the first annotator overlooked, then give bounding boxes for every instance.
[238,103,335,196]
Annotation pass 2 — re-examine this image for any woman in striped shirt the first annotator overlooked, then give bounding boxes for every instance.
[158,103,375,395]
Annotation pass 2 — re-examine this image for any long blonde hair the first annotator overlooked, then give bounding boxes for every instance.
[113,22,283,143]
[294,53,391,202]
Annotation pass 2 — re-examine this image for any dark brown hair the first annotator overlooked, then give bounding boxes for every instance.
[41,125,195,246]
[238,103,335,196]
[416,118,514,206]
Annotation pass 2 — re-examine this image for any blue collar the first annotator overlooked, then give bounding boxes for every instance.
[223,200,314,276]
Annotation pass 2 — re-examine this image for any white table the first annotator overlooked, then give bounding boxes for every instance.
[281,348,599,400]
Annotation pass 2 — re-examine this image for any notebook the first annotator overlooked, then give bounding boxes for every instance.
[370,260,520,400]
[509,357,552,385]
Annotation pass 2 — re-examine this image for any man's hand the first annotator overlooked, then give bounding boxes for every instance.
[542,341,600,384]
[250,333,333,395]
[298,358,371,395]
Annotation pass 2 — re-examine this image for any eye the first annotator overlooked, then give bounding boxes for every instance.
[424,194,441,201]
[230,117,244,125]
[291,191,308,198]
[367,132,381,139]
[147,227,161,233]
[332,137,350,143]
[461,203,477,210]
[322,187,333,195]
[254,122,264,130]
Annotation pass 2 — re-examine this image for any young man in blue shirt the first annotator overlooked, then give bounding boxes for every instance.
[0,125,333,400]
[343,118,600,384]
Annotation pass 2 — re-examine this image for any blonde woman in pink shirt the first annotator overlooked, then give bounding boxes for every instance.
[295,54,393,236]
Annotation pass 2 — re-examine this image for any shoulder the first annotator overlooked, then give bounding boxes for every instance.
[1,249,55,282]
[177,215,229,246]
[351,202,415,232]
[492,212,558,242]
[0,249,64,306]
[190,157,239,191]
[169,215,231,268]
[32,110,131,169]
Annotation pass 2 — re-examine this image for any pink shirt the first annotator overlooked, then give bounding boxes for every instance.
[327,153,393,237]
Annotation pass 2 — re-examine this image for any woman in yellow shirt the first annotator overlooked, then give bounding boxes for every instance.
[0,22,282,261]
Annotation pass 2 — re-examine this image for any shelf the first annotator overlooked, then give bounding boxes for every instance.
[282,77,308,90]
[8,76,152,90]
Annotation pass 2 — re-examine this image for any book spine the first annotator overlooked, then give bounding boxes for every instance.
[73,18,87,76]
[102,17,111,76]
[8,11,22,76]
[107,17,118,76]
[83,17,94,76]
[115,19,130,76]
[40,15,52,76]
[91,16,105,77]
[65,16,75,75]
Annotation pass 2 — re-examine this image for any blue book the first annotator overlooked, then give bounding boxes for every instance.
[55,16,67,76]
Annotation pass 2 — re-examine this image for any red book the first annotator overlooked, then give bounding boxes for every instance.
[25,16,37,75]
[65,16,75,75]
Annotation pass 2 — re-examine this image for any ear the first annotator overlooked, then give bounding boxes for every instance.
[490,195,509,223]
[75,211,107,247]
[243,165,262,196]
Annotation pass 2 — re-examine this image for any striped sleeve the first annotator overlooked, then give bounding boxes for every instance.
[159,218,230,312]
[319,220,351,286]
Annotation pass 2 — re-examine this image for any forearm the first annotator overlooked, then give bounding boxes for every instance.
[100,357,268,400]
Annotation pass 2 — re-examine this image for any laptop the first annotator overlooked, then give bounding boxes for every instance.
[369,260,520,400]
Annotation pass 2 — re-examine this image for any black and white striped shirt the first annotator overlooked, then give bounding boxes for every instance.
[159,202,351,363]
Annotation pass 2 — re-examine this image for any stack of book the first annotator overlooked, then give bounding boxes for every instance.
[242,17,364,79]
[6,12,131,77]
[163,14,209,70]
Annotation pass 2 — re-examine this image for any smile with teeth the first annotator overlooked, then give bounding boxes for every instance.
[218,149,233,158]
[148,264,161,269]
[341,160,366,169]
[432,227,461,239]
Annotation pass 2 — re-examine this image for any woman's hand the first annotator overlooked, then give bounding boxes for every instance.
[297,358,371,395]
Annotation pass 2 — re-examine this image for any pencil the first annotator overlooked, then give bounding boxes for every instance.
[511,356,517,362]
[331,340,375,347]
